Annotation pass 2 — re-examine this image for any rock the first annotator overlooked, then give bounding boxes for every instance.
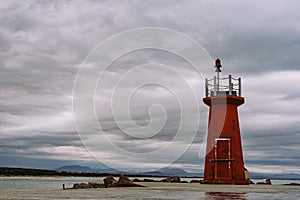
[88,182,104,188]
[117,174,133,186]
[117,174,144,187]
[244,168,251,184]
[284,183,300,186]
[161,176,181,183]
[143,178,157,182]
[104,175,117,188]
[72,183,89,189]
[190,180,201,183]
[181,181,188,183]
[256,179,272,185]
[133,178,157,182]
[72,175,144,189]
[265,179,272,185]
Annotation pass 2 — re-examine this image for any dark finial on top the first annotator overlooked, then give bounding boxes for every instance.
[215,58,222,72]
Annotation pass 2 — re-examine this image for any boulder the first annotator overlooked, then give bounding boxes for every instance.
[181,181,188,183]
[117,174,144,187]
[143,178,157,182]
[103,175,117,188]
[72,183,89,189]
[161,176,181,183]
[256,179,272,185]
[88,182,104,188]
[265,179,272,185]
[71,175,144,189]
[133,178,157,182]
[190,180,201,183]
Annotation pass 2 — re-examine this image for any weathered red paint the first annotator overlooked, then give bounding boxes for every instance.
[201,95,249,185]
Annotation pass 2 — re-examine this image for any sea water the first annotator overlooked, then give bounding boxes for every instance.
[1,177,299,190]
[0,177,299,199]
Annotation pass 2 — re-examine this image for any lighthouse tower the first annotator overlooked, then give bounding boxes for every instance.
[201,59,249,185]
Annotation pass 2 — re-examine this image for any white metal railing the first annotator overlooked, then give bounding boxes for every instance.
[205,75,242,97]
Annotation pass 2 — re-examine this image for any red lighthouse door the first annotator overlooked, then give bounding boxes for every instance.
[214,138,232,180]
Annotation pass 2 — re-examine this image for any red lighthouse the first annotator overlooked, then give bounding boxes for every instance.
[201,59,249,185]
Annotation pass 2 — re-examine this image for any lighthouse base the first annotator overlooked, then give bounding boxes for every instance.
[200,179,249,185]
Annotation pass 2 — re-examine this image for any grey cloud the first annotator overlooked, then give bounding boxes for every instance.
[0,0,299,173]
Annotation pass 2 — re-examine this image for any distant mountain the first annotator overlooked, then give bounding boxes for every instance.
[1,166,300,180]
[0,167,107,177]
[55,165,202,177]
[94,168,122,174]
[55,165,122,175]
[54,165,300,180]
[249,172,300,180]
[56,165,93,172]
[144,167,201,177]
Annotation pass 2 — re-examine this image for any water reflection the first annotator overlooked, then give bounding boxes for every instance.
[205,192,246,200]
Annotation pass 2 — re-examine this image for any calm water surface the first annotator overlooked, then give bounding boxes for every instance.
[0,177,299,199]
[0,177,300,190]
[0,177,299,190]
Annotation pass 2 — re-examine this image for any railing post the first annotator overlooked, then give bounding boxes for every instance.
[214,76,217,96]
[229,75,232,95]
[238,78,242,96]
[205,79,208,97]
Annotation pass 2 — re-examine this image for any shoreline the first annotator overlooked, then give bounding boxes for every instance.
[0,183,299,200]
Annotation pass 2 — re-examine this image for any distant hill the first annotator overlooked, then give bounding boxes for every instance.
[0,167,108,177]
[55,165,122,175]
[1,166,299,180]
[55,165,202,177]
[53,165,300,179]
[249,172,300,180]
[56,165,93,172]
[143,168,201,177]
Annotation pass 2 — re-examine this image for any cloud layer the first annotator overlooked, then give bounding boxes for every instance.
[0,0,299,173]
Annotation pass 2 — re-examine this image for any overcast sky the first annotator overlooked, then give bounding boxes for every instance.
[0,0,300,174]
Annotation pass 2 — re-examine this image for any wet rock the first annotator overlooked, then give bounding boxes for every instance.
[161,176,181,183]
[256,179,272,185]
[244,168,251,183]
[71,175,144,189]
[104,175,117,188]
[284,183,300,186]
[73,183,89,189]
[143,178,157,182]
[190,180,201,183]
[88,182,104,188]
[133,178,157,182]
[117,174,144,187]
[265,179,272,185]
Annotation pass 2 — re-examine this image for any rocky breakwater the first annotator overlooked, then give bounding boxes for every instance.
[70,175,144,189]
[160,176,188,183]
[256,179,272,185]
[133,176,189,183]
